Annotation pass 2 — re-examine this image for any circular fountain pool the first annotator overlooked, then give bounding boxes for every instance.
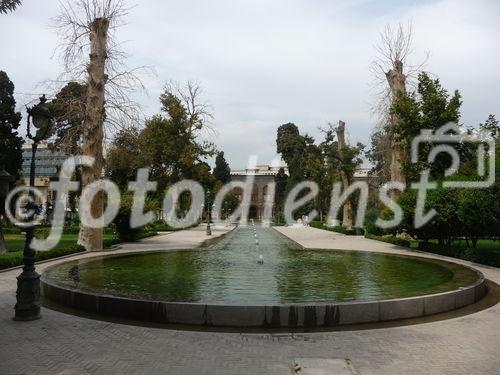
[42,226,486,327]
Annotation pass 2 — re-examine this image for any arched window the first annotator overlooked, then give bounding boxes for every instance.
[251,184,259,202]
[262,185,269,199]
[233,187,243,201]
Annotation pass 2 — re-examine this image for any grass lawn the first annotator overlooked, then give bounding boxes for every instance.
[452,239,500,252]
[3,233,116,253]
[0,231,158,270]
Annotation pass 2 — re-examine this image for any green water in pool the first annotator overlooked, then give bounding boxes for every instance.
[43,226,480,304]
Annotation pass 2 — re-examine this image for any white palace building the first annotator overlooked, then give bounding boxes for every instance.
[229,164,374,220]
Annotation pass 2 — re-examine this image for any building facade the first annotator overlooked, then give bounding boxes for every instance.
[22,142,68,202]
[229,165,288,220]
[229,165,376,220]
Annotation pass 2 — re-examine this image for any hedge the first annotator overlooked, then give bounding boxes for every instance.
[365,235,500,267]
[329,226,362,236]
[0,231,158,270]
[1,226,116,237]
[0,245,85,270]
[34,226,115,236]
[309,221,363,236]
[1,227,22,235]
[103,231,158,248]
[148,223,200,232]
[309,221,324,229]
[418,242,500,268]
[364,233,411,248]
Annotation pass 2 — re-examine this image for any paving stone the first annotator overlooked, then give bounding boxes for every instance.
[0,225,499,375]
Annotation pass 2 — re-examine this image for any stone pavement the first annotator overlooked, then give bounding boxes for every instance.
[1,225,499,375]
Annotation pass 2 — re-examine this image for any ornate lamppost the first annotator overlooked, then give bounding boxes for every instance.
[206,190,212,236]
[14,95,53,321]
[0,163,14,254]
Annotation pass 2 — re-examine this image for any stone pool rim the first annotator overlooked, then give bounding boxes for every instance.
[41,248,487,328]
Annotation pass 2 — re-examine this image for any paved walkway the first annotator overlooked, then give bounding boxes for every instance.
[0,225,499,375]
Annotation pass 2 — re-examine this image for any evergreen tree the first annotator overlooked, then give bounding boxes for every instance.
[274,167,288,216]
[0,0,21,13]
[390,72,462,180]
[276,122,307,189]
[49,81,86,154]
[213,151,231,184]
[369,72,463,184]
[0,71,23,179]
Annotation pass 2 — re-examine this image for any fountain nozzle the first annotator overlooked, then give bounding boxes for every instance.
[258,254,264,264]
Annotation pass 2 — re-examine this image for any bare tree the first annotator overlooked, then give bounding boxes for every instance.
[335,121,353,228]
[322,121,364,229]
[162,80,215,137]
[54,0,145,250]
[370,23,426,199]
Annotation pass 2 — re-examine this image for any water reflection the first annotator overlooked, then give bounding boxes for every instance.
[44,226,478,304]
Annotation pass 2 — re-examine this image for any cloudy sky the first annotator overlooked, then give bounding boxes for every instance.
[1,0,499,168]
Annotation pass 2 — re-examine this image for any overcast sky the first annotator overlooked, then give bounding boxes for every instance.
[1,0,499,168]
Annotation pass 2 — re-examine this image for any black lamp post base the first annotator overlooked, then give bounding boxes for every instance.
[13,309,41,321]
[14,271,41,321]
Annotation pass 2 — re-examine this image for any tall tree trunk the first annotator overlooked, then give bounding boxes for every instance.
[336,120,353,228]
[78,17,109,251]
[386,60,407,200]
[0,226,7,254]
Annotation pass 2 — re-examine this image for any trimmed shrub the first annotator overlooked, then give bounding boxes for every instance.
[309,221,363,235]
[0,245,86,270]
[309,221,324,229]
[365,233,411,248]
[418,241,500,267]
[33,226,115,237]
[396,178,499,245]
[330,226,362,236]
[1,227,21,235]
[364,207,384,236]
[103,231,158,248]
[113,194,143,242]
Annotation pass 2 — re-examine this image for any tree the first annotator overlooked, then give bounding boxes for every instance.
[276,121,363,222]
[276,123,307,189]
[162,81,214,137]
[49,81,86,155]
[391,72,462,180]
[321,121,364,227]
[105,127,142,189]
[213,151,231,184]
[478,114,499,182]
[336,122,353,227]
[55,0,142,251]
[105,83,216,200]
[222,192,239,218]
[47,82,87,213]
[395,186,460,245]
[458,185,500,247]
[481,115,500,182]
[480,114,499,138]
[301,139,327,219]
[0,0,21,13]
[276,122,325,219]
[0,71,23,180]
[366,129,392,183]
[113,192,157,241]
[371,23,425,198]
[395,177,499,247]
[79,14,109,251]
[140,87,215,195]
[274,167,288,220]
